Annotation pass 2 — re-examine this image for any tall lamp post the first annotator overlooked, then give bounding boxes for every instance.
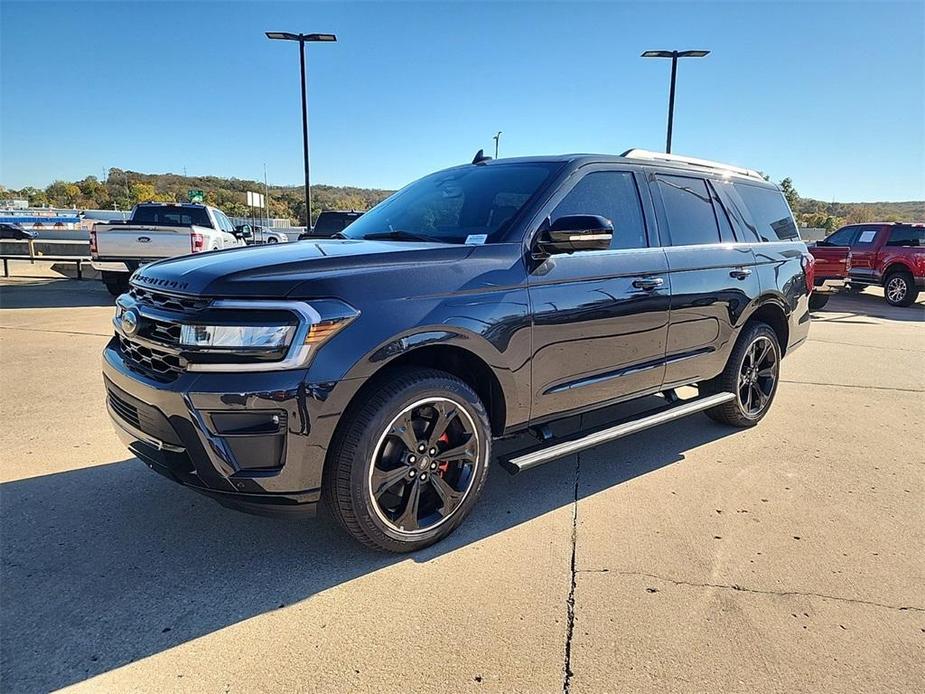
[641,50,710,154]
[493,131,502,159]
[266,31,336,230]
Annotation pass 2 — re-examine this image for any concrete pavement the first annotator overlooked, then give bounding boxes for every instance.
[1,265,922,693]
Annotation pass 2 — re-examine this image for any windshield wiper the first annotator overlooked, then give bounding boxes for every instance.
[362,230,434,242]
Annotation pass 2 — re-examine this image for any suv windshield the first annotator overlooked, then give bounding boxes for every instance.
[132,205,212,228]
[342,163,561,244]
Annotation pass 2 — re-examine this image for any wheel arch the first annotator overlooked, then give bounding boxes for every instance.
[882,261,914,283]
[744,298,790,356]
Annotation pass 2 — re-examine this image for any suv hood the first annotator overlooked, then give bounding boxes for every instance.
[131,239,475,297]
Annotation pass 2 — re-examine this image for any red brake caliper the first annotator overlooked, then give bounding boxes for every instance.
[437,432,450,475]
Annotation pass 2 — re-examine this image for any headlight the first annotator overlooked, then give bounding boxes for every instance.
[183,299,359,372]
[180,324,295,349]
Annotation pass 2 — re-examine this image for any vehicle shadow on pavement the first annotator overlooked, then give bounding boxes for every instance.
[0,403,739,692]
[813,291,925,323]
[0,278,114,309]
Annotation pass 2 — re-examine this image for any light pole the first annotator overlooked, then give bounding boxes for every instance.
[641,50,710,154]
[493,131,502,159]
[266,31,336,230]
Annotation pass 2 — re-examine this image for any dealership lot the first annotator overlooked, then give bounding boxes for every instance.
[1,265,922,693]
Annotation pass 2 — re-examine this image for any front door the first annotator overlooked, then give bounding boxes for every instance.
[528,169,670,423]
[847,225,885,282]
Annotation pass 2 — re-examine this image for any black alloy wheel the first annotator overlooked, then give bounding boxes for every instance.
[368,397,479,534]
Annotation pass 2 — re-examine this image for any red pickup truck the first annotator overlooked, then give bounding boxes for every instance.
[809,222,925,307]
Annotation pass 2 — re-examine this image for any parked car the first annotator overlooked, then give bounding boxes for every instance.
[809,222,924,307]
[298,210,363,240]
[102,149,812,552]
[235,224,289,244]
[0,222,38,240]
[90,203,246,296]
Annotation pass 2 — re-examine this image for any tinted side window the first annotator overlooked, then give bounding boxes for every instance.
[823,226,858,246]
[886,226,924,247]
[552,171,647,250]
[733,183,799,241]
[655,175,721,246]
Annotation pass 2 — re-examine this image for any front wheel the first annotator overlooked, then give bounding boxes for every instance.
[884,272,918,307]
[703,321,781,428]
[323,368,491,553]
[266,237,278,244]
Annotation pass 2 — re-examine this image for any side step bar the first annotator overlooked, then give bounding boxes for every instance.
[502,392,735,474]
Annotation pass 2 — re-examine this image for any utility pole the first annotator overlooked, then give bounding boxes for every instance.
[264,163,270,228]
[493,131,502,159]
[266,31,337,232]
[641,50,710,153]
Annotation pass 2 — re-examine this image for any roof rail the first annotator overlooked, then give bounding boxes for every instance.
[620,148,765,181]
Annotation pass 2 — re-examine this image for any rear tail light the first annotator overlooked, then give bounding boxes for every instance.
[801,252,815,294]
[191,232,205,253]
[89,229,98,257]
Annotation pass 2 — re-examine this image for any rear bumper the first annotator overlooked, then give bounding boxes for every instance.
[813,278,845,294]
[91,260,131,273]
[102,337,361,518]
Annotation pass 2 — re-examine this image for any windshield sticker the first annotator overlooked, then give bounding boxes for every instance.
[857,230,877,243]
[465,234,488,245]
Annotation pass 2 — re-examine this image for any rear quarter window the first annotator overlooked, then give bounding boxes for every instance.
[733,183,800,241]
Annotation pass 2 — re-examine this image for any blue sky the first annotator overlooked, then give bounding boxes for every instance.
[1,1,923,202]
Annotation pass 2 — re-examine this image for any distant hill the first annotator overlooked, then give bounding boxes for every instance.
[2,169,922,229]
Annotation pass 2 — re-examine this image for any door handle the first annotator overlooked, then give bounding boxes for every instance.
[632,277,664,291]
[729,268,752,280]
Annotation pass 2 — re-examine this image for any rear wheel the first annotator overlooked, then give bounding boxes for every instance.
[808,292,829,310]
[266,237,278,244]
[324,368,491,553]
[101,271,129,297]
[884,271,918,307]
[704,321,781,427]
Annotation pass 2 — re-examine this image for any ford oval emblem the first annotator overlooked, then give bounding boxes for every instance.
[121,309,140,336]
[137,236,151,243]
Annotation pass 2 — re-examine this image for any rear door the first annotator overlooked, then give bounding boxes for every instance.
[528,167,670,422]
[650,172,760,388]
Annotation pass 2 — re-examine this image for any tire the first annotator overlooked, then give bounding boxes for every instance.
[883,271,918,307]
[266,237,278,244]
[323,368,491,553]
[808,292,830,310]
[101,271,129,297]
[703,321,781,428]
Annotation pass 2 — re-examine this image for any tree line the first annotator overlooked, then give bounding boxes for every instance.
[2,169,394,226]
[2,169,922,229]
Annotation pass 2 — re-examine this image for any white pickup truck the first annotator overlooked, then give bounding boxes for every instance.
[90,203,245,295]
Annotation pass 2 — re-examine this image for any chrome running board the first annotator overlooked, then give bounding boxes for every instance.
[502,392,735,474]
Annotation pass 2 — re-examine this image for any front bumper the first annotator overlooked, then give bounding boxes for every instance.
[102,337,360,518]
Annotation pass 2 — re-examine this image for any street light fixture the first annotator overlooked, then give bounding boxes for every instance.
[266,31,337,230]
[641,49,710,154]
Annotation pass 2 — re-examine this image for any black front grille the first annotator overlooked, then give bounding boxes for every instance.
[146,319,182,345]
[119,335,186,381]
[130,286,210,313]
[109,389,141,429]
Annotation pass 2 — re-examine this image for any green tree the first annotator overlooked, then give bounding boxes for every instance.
[779,178,800,212]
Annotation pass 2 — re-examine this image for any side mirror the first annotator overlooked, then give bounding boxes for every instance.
[537,214,613,254]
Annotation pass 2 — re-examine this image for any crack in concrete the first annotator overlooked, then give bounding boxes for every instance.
[808,338,922,353]
[575,569,925,613]
[562,451,580,694]
[0,325,110,338]
[780,379,924,394]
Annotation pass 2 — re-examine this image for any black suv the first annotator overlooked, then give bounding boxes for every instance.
[103,150,812,552]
